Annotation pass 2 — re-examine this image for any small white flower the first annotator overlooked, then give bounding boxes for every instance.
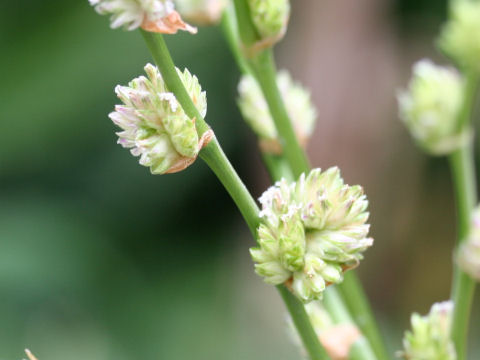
[174,0,227,25]
[457,205,480,280]
[90,0,197,33]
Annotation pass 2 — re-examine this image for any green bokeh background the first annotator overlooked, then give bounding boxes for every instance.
[0,0,479,359]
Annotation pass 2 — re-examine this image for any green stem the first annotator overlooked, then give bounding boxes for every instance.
[262,154,294,182]
[449,145,477,360]
[339,272,390,360]
[278,285,331,360]
[141,30,330,360]
[249,50,311,178]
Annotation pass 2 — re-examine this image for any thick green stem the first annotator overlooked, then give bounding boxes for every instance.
[449,145,477,360]
[141,30,330,360]
[278,285,331,360]
[249,50,310,177]
[339,272,390,360]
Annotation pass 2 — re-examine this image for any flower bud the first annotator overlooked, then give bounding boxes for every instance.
[237,71,317,154]
[457,205,480,280]
[247,0,290,52]
[89,0,197,33]
[174,0,227,25]
[400,301,456,360]
[397,59,468,155]
[437,1,480,73]
[110,63,212,174]
[250,167,373,302]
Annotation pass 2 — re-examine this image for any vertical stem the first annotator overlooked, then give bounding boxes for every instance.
[278,285,331,360]
[448,145,477,360]
[250,50,311,178]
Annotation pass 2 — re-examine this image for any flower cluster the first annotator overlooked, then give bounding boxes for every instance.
[457,205,480,281]
[89,0,196,33]
[400,301,456,360]
[437,0,480,73]
[174,0,227,25]
[246,0,290,52]
[397,59,467,155]
[110,63,212,174]
[250,167,373,302]
[237,71,317,154]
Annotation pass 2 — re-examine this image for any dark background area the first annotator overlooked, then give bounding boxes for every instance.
[0,0,479,359]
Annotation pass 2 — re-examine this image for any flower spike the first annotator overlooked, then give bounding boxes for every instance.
[110,63,213,174]
[174,0,227,25]
[89,0,197,34]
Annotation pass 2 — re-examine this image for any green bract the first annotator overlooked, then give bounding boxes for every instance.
[397,59,467,155]
[247,0,290,48]
[110,63,208,174]
[437,0,480,73]
[237,71,317,153]
[250,167,373,302]
[400,301,456,360]
[457,205,480,281]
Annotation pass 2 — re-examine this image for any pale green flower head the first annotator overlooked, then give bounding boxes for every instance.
[110,63,211,174]
[89,0,196,33]
[398,59,467,155]
[250,167,373,302]
[400,301,456,360]
[237,71,317,154]
[174,0,227,25]
[457,205,480,280]
[247,0,290,50]
[437,0,480,73]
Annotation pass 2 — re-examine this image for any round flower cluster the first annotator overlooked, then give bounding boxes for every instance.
[397,59,467,155]
[246,0,290,52]
[237,71,317,154]
[110,63,212,174]
[250,167,373,302]
[437,0,480,73]
[400,301,456,360]
[89,0,196,33]
[457,205,480,281]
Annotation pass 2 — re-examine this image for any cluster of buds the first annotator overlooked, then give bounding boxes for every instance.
[245,0,290,53]
[397,59,468,155]
[399,301,456,360]
[174,0,227,25]
[89,0,196,33]
[250,167,373,302]
[237,71,317,154]
[457,205,480,280]
[110,63,213,174]
[437,0,480,73]
[288,301,361,360]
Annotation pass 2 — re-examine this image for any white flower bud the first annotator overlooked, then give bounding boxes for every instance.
[457,205,480,280]
[399,301,456,360]
[237,71,317,154]
[250,167,373,302]
[437,0,480,73]
[397,59,468,155]
[110,63,212,174]
[89,0,197,33]
[174,0,227,25]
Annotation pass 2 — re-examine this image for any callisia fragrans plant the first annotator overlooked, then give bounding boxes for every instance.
[399,301,456,360]
[397,59,467,155]
[250,167,373,302]
[457,205,480,280]
[237,71,317,154]
[89,0,197,33]
[110,63,212,174]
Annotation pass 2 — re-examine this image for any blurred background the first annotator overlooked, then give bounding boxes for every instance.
[0,0,479,359]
